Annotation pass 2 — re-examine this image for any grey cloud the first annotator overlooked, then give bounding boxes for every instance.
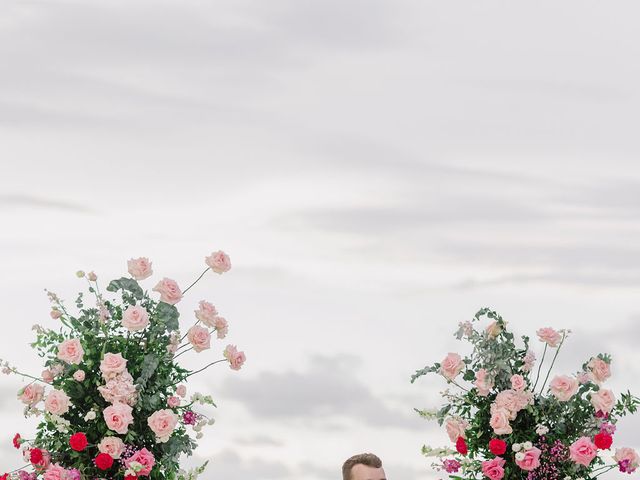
[234,434,285,447]
[0,194,94,213]
[222,354,423,431]
[205,448,294,480]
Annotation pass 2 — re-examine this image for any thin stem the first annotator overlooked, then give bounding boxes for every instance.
[8,465,30,474]
[442,375,469,392]
[174,347,194,360]
[533,344,548,391]
[540,332,567,393]
[182,268,210,296]
[186,358,227,378]
[12,369,50,385]
[180,321,198,342]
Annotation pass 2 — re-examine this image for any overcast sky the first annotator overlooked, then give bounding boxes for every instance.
[1,1,640,479]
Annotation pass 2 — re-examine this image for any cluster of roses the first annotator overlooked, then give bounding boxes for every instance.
[3,251,246,479]
[417,314,640,480]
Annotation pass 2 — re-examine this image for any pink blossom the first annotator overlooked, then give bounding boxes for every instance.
[485,321,503,339]
[195,300,218,327]
[569,437,597,466]
[522,350,536,372]
[43,464,69,480]
[100,352,128,380]
[56,338,84,365]
[147,409,178,443]
[42,369,54,383]
[537,327,562,347]
[19,383,45,406]
[515,446,541,471]
[103,402,134,434]
[510,374,526,391]
[98,436,125,459]
[590,389,616,414]
[205,250,231,274]
[439,353,464,381]
[127,257,153,280]
[489,407,512,435]
[481,457,506,480]
[98,372,138,406]
[614,448,640,473]
[176,385,187,398]
[474,369,493,396]
[187,325,211,353]
[214,316,229,339]
[167,396,180,408]
[50,310,62,319]
[121,305,150,332]
[224,344,246,370]
[549,375,579,401]
[124,447,156,476]
[44,389,70,415]
[153,278,183,305]
[587,357,611,384]
[445,417,469,443]
[73,370,85,382]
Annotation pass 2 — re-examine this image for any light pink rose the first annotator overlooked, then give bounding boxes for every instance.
[577,372,590,384]
[614,448,640,470]
[549,375,579,401]
[153,278,183,305]
[489,407,513,435]
[124,448,156,476]
[50,310,62,319]
[523,349,536,372]
[167,396,180,408]
[439,353,464,381]
[224,344,246,370]
[537,327,562,347]
[481,457,506,480]
[103,402,134,434]
[214,316,229,339]
[195,300,218,327]
[50,364,64,377]
[98,436,125,459]
[100,352,128,379]
[474,369,493,396]
[511,374,526,391]
[445,417,469,443]
[187,325,211,353]
[42,369,54,383]
[87,271,97,281]
[516,447,542,471]
[127,257,153,280]
[147,409,178,442]
[494,390,521,418]
[43,464,68,480]
[205,250,231,274]
[121,305,150,332]
[98,372,138,406]
[73,370,85,382]
[485,321,503,339]
[587,357,611,384]
[590,389,616,414]
[20,383,45,406]
[569,437,597,466]
[44,389,70,415]
[56,338,84,365]
[176,385,186,398]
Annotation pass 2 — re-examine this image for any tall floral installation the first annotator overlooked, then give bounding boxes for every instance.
[1,251,246,480]
[412,308,639,480]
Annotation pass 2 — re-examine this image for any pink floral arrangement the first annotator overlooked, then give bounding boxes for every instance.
[1,251,245,480]
[413,308,639,480]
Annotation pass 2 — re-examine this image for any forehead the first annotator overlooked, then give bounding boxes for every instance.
[350,464,387,480]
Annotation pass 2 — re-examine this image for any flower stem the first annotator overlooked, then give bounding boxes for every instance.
[532,344,548,391]
[540,332,567,393]
[186,359,227,378]
[182,268,210,296]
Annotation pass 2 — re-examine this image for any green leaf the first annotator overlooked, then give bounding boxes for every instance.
[136,353,161,389]
[106,277,144,300]
[155,302,180,331]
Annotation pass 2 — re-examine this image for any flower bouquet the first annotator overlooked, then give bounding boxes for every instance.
[1,251,246,480]
[412,308,640,480]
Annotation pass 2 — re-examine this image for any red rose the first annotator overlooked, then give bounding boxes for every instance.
[69,432,88,452]
[489,438,507,455]
[594,433,613,450]
[95,453,114,470]
[12,433,21,449]
[30,448,44,464]
[125,476,138,480]
[0,473,8,480]
[456,436,468,455]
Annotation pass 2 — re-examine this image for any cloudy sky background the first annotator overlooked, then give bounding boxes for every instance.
[1,1,640,478]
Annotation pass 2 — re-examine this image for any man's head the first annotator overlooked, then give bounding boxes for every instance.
[342,453,386,480]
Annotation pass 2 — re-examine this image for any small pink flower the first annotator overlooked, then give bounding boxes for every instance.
[187,325,211,353]
[614,448,640,473]
[44,389,70,415]
[153,278,183,305]
[515,447,541,471]
[510,374,526,391]
[195,300,218,327]
[73,370,85,382]
[147,409,178,443]
[87,271,97,281]
[103,402,134,434]
[50,310,62,319]
[214,316,229,339]
[587,357,611,384]
[43,464,68,480]
[100,352,128,379]
[439,353,464,381]
[176,384,187,398]
[590,389,616,414]
[98,436,125,459]
[445,417,469,443]
[122,305,150,332]
[537,327,562,347]
[57,338,85,365]
[522,350,536,373]
[167,396,180,408]
[42,369,54,383]
[481,457,506,480]
[474,369,493,396]
[577,372,590,384]
[127,257,153,280]
[549,375,579,401]
[205,250,231,274]
[19,383,45,406]
[224,344,246,370]
[125,448,155,476]
[569,437,597,466]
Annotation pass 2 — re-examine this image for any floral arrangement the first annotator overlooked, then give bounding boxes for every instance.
[1,251,246,480]
[412,308,640,480]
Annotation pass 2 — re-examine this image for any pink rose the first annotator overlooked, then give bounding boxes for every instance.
[590,389,616,414]
[167,396,180,408]
[43,464,68,480]
[516,447,541,471]
[73,370,85,382]
[50,310,62,319]
[195,300,218,327]
[44,389,70,415]
[439,353,464,381]
[121,305,150,332]
[42,369,54,383]
[549,375,579,401]
[87,271,97,281]
[485,321,503,339]
[522,350,536,372]
[176,385,186,398]
[100,352,128,379]
[153,278,183,305]
[537,327,562,347]
[569,437,597,466]
[445,417,469,443]
[587,357,611,385]
[98,436,125,459]
[147,409,178,443]
[98,372,138,406]
[494,390,521,418]
[224,344,246,370]
[614,448,640,471]
[187,325,211,353]
[474,369,493,396]
[489,407,512,435]
[127,257,153,280]
[56,338,84,365]
[511,374,526,391]
[205,250,231,274]
[124,447,156,476]
[50,364,64,377]
[20,383,45,406]
[214,316,229,339]
[481,457,506,480]
[577,372,590,384]
[103,402,134,434]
